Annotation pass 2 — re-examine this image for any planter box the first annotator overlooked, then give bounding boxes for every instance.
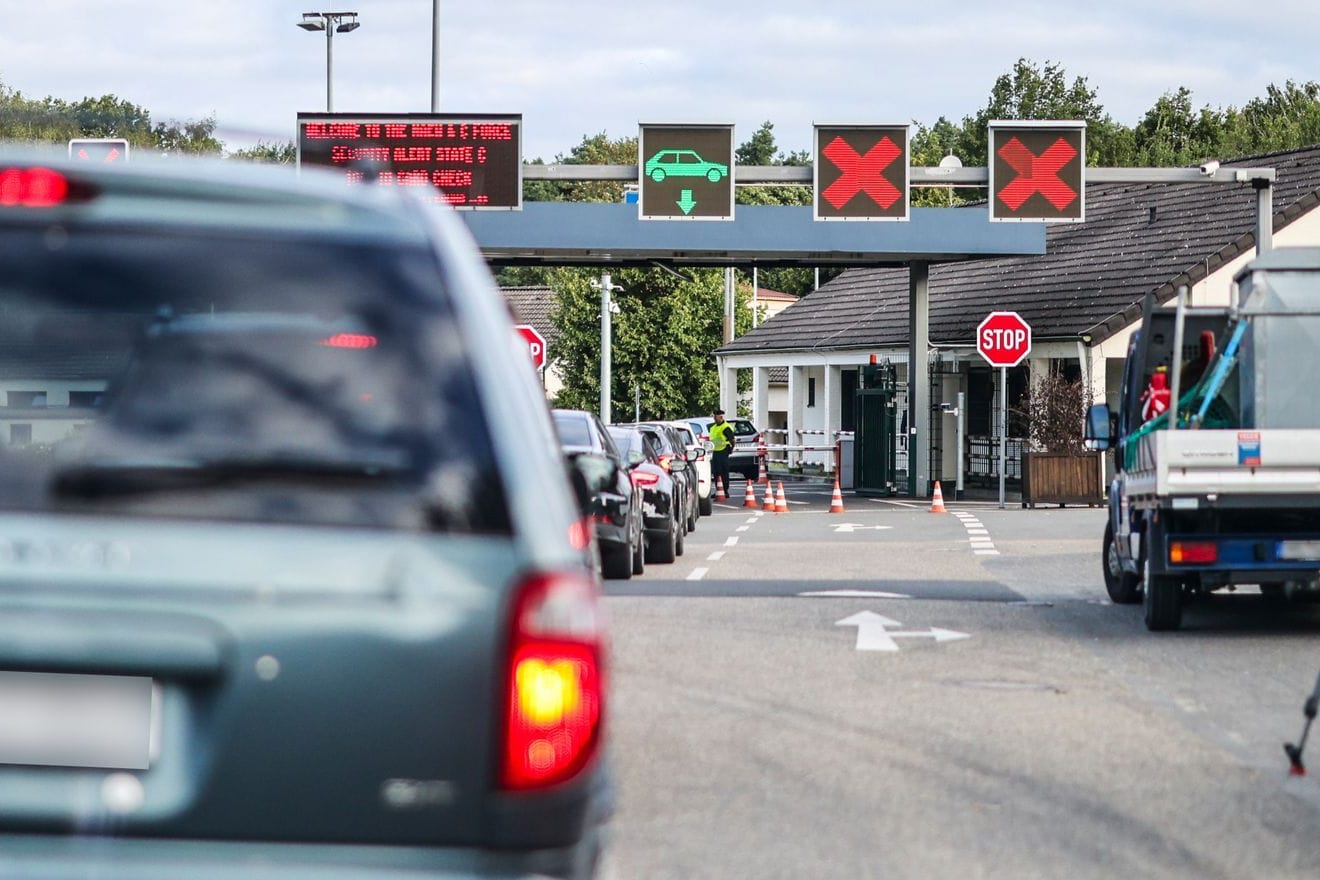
[1022,451,1104,508]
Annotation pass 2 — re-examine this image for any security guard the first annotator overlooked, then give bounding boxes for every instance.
[710,409,736,498]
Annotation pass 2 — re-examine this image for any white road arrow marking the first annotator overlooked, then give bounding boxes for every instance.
[835,611,905,651]
[832,523,895,533]
[800,589,911,599]
[834,612,971,652]
[892,627,971,644]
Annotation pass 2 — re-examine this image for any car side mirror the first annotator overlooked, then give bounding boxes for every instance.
[1084,404,1113,451]
[689,447,706,461]
[669,459,688,473]
[566,451,615,508]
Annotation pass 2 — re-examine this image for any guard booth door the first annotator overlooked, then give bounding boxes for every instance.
[853,364,897,496]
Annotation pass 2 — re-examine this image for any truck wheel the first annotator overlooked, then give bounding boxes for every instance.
[1103,521,1141,604]
[1143,536,1182,631]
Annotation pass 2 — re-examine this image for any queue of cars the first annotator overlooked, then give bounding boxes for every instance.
[552,412,713,579]
[0,155,609,879]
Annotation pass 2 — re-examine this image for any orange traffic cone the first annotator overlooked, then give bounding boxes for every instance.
[757,450,768,485]
[774,481,789,513]
[743,480,758,508]
[762,481,775,511]
[930,481,947,514]
[829,478,846,514]
[715,481,727,503]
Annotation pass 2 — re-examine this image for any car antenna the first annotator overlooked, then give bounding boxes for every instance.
[1284,665,1320,776]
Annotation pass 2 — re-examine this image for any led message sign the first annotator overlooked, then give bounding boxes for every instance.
[638,124,735,220]
[296,113,522,209]
[813,125,909,221]
[988,120,1085,222]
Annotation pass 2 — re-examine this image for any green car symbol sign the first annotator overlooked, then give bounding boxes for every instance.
[644,149,728,183]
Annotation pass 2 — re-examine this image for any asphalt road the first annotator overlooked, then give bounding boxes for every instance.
[599,482,1320,879]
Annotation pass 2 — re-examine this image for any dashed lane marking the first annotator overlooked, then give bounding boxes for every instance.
[686,567,709,581]
[724,536,739,547]
[707,551,725,561]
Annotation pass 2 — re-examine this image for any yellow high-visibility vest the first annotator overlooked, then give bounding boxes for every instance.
[711,422,735,452]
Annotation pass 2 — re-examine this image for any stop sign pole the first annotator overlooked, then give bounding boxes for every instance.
[977,312,1032,509]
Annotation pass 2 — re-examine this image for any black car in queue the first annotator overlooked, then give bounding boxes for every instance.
[629,422,700,534]
[607,426,681,566]
[553,408,645,580]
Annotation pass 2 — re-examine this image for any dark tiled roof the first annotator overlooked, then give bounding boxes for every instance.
[500,286,559,347]
[719,146,1320,355]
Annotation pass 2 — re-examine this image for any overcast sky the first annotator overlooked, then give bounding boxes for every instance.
[2,1,1318,160]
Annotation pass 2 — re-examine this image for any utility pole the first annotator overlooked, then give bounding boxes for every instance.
[594,272,622,425]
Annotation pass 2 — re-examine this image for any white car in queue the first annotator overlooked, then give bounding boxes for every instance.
[667,420,713,515]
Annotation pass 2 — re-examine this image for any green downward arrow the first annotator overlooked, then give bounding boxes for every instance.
[677,189,697,215]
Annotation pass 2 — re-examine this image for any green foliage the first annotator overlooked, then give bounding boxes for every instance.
[0,79,220,156]
[547,267,752,419]
[735,120,812,207]
[227,141,297,164]
[524,131,638,203]
[951,58,1132,168]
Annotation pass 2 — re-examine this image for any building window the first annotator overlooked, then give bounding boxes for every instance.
[807,377,816,407]
[68,391,104,408]
[6,391,46,408]
[10,424,32,445]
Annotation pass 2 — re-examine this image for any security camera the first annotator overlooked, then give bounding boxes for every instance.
[1199,160,1221,177]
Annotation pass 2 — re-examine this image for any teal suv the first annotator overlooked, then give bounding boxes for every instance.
[0,156,610,879]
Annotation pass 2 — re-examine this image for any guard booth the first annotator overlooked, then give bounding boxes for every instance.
[853,362,899,496]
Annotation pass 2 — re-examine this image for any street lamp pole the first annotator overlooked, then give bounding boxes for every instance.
[298,12,361,113]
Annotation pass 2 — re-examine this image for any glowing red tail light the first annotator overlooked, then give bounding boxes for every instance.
[657,453,675,472]
[567,517,592,551]
[630,470,660,487]
[321,333,378,349]
[0,167,73,207]
[502,572,603,791]
[1169,540,1218,565]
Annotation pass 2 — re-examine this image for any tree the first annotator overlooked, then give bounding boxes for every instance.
[1219,81,1320,157]
[0,80,221,157]
[548,267,752,419]
[227,141,297,164]
[735,120,811,207]
[955,59,1133,167]
[1132,87,1224,167]
[523,131,637,204]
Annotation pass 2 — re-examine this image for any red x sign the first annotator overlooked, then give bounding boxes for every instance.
[989,122,1085,222]
[814,125,909,221]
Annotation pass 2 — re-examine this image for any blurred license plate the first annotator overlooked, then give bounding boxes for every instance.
[1277,541,1320,561]
[0,671,154,770]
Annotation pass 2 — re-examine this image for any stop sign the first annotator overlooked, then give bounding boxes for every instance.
[515,325,547,371]
[976,312,1032,368]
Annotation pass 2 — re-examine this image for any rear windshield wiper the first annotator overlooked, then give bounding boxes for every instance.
[51,456,413,499]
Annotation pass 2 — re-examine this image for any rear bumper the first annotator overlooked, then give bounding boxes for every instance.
[0,833,602,880]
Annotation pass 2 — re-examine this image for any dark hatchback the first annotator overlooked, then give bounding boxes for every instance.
[0,157,610,879]
[627,422,699,534]
[553,408,644,580]
[606,426,681,565]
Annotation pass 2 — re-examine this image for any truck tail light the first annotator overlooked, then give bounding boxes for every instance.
[1170,541,1218,565]
[501,571,603,791]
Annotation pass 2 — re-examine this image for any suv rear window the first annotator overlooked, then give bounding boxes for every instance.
[0,226,508,533]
